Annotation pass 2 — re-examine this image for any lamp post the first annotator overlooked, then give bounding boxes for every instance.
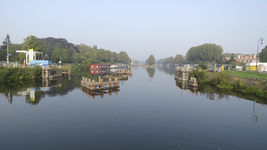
[256,37,263,72]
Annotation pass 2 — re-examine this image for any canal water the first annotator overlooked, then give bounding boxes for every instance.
[1,67,267,150]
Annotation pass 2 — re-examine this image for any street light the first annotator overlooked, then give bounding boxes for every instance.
[256,37,263,72]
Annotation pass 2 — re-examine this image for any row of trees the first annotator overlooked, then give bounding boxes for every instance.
[157,54,188,65]
[0,35,131,66]
[157,43,243,65]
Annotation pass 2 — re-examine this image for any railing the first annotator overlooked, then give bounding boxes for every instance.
[0,61,24,68]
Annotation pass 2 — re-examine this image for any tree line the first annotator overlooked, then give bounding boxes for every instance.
[0,34,131,66]
[155,43,259,66]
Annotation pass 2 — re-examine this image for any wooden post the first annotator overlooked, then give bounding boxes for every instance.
[101,79,103,83]
[83,77,84,81]
[109,78,112,87]
[69,70,71,76]
[88,79,91,83]
[99,76,101,82]
[115,78,117,82]
[86,78,88,82]
[92,80,95,84]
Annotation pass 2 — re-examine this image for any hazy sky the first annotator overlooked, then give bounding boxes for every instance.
[1,0,267,61]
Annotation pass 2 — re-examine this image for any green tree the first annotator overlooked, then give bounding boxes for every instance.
[118,51,131,63]
[229,53,235,63]
[23,35,44,59]
[259,46,267,62]
[9,44,23,61]
[147,54,156,65]
[157,56,174,64]
[98,49,108,62]
[93,45,98,51]
[51,47,61,63]
[112,52,118,63]
[67,47,76,63]
[91,53,99,64]
[0,34,11,61]
[186,43,223,63]
[174,54,183,64]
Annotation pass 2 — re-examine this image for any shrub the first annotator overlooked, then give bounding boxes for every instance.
[189,68,206,83]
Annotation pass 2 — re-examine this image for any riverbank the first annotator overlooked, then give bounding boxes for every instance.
[190,69,267,99]
[0,67,42,82]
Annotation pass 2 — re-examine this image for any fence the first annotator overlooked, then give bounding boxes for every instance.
[0,61,24,68]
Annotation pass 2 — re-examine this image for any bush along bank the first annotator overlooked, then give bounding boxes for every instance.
[0,67,42,83]
[189,69,267,99]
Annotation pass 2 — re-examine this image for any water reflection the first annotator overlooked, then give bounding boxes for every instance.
[174,77,267,105]
[157,67,176,76]
[89,69,110,75]
[81,87,120,100]
[146,68,155,78]
[0,77,64,105]
[175,79,198,95]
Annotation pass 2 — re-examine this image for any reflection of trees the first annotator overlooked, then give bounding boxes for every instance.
[174,78,267,104]
[196,84,267,104]
[45,71,117,97]
[25,91,46,105]
[0,80,46,105]
[146,68,155,78]
[157,67,175,76]
[0,70,125,106]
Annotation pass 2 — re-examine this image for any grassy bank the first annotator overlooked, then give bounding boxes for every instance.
[207,70,267,80]
[190,69,267,99]
[0,67,42,82]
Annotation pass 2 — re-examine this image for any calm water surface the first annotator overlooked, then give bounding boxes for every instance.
[1,67,267,150]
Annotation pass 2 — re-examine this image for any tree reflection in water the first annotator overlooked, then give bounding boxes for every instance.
[175,78,267,104]
[146,68,155,78]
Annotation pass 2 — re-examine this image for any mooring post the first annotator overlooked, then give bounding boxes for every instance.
[92,80,95,84]
[89,79,91,83]
[109,78,112,87]
[101,79,103,83]
[86,78,88,82]
[115,78,117,82]
[99,76,101,82]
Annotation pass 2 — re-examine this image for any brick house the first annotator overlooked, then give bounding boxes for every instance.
[235,54,259,63]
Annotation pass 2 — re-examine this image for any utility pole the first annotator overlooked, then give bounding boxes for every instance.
[6,37,9,65]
